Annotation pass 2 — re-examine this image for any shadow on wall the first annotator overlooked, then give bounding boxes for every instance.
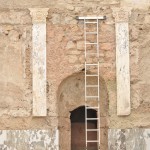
[57,72,109,150]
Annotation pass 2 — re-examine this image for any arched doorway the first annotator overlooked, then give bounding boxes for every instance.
[70,106,98,150]
[57,72,108,150]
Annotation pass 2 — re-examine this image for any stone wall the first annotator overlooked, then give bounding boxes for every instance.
[0,0,150,149]
[109,4,150,128]
[0,0,117,129]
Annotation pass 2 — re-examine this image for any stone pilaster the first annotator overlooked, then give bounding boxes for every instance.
[29,8,49,116]
[113,7,131,116]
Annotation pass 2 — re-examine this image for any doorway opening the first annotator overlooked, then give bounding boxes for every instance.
[58,72,108,150]
[70,106,98,150]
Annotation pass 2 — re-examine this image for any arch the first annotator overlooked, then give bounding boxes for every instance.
[57,72,109,150]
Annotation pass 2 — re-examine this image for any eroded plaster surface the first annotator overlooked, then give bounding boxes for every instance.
[108,128,150,150]
[0,129,59,150]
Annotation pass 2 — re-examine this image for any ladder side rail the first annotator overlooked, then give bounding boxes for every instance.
[98,62,100,150]
[84,18,88,149]
[97,18,100,150]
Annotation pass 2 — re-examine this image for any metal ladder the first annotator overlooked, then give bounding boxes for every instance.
[84,18,100,150]
[77,16,105,150]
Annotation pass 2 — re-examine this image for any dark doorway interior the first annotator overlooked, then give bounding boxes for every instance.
[70,106,98,150]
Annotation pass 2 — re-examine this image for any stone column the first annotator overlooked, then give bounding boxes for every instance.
[113,8,131,116]
[29,8,49,116]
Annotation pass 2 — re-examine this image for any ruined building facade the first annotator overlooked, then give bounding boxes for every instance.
[0,0,150,149]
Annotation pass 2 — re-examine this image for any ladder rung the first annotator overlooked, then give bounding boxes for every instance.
[86,32,97,34]
[85,21,97,24]
[86,85,98,87]
[86,96,99,98]
[85,22,97,24]
[86,43,97,45]
[86,75,98,76]
[86,106,99,109]
[87,129,99,131]
[87,140,99,142]
[86,118,99,120]
[86,64,98,66]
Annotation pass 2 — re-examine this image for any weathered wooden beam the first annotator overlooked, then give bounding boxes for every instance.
[29,8,49,116]
[113,7,131,116]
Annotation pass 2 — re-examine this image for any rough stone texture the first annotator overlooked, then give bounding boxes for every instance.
[0,0,150,149]
[122,0,150,9]
[0,129,59,150]
[108,128,150,150]
[109,6,150,128]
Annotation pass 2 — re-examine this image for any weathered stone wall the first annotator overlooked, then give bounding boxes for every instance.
[0,0,150,149]
[108,128,150,150]
[0,129,59,150]
[0,9,32,119]
[109,2,150,128]
[0,0,117,129]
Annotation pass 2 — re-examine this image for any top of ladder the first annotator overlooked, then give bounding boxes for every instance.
[76,16,106,20]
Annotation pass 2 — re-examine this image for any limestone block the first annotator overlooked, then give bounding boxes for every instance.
[64,16,77,24]
[51,14,61,24]
[66,41,76,50]
[66,4,74,11]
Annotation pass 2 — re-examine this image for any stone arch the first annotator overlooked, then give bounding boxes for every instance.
[57,72,109,150]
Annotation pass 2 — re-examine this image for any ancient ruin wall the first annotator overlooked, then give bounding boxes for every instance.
[0,0,118,130]
[0,0,150,149]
